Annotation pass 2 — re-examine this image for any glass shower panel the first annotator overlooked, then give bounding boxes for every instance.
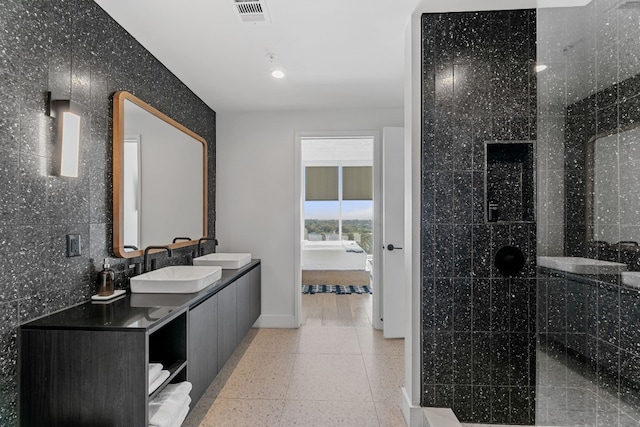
[537,1,640,426]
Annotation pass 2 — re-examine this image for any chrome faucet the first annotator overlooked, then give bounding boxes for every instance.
[143,246,173,273]
[197,237,218,257]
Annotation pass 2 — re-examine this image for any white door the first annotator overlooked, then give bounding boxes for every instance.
[382,127,405,338]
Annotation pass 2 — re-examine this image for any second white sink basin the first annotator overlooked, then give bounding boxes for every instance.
[193,253,252,269]
[538,256,627,275]
[130,266,222,293]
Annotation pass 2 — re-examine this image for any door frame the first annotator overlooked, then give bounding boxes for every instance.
[294,131,382,330]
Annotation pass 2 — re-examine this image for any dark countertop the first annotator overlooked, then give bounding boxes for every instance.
[538,265,640,293]
[21,259,261,332]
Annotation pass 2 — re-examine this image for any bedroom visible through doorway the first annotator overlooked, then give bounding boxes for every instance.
[300,137,376,325]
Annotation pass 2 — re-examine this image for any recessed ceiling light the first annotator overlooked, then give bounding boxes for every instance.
[271,70,285,79]
[535,64,548,72]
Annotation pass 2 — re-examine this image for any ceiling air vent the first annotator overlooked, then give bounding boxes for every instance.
[231,0,271,24]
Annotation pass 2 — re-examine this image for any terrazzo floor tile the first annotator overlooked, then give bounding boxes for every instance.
[286,353,373,401]
[184,295,406,427]
[300,293,373,326]
[362,353,405,403]
[278,400,379,427]
[199,398,285,427]
[374,401,407,427]
[246,328,301,354]
[356,327,404,355]
[219,352,296,400]
[297,325,361,354]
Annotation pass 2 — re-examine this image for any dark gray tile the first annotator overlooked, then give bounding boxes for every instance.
[453,225,472,277]
[453,278,472,331]
[434,171,453,224]
[472,332,491,385]
[434,278,453,331]
[491,333,510,386]
[453,172,472,224]
[490,278,510,332]
[472,278,491,332]
[452,385,473,422]
[423,331,436,386]
[510,386,535,424]
[453,332,472,384]
[434,332,454,384]
[472,226,491,277]
[434,225,454,277]
[471,385,492,423]
[490,386,510,423]
[422,277,435,330]
[511,278,531,333]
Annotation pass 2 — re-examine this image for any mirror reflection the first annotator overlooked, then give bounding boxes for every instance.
[591,124,640,245]
[113,92,207,258]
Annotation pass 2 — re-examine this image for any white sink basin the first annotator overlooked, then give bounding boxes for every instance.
[193,253,251,269]
[621,272,640,288]
[538,256,627,275]
[130,266,222,293]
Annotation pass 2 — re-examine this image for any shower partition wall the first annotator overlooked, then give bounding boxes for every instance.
[537,1,640,426]
[421,9,537,425]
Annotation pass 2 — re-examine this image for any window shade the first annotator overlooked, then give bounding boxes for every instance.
[343,166,372,200]
[305,166,339,201]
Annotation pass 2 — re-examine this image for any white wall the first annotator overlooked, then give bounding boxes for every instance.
[216,109,403,327]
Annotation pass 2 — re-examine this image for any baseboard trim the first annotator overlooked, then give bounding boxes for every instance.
[254,314,297,328]
[401,387,424,427]
[422,407,460,427]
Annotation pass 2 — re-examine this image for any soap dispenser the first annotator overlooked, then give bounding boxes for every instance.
[97,258,115,296]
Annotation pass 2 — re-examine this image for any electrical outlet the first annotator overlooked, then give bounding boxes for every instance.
[66,234,81,257]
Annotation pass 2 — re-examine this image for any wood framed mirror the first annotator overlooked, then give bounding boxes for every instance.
[113,91,207,258]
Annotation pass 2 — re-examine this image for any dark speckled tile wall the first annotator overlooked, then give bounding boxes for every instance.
[537,0,640,426]
[0,0,216,424]
[421,10,537,425]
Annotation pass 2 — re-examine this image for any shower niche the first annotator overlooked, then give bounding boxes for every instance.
[485,141,535,223]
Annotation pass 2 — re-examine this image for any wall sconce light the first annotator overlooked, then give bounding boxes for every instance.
[47,92,82,177]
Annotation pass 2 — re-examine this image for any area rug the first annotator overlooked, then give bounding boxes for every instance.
[302,285,372,295]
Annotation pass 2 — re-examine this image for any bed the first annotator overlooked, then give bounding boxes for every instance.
[301,240,369,285]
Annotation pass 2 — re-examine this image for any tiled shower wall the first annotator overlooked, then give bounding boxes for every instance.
[0,0,216,423]
[421,10,537,425]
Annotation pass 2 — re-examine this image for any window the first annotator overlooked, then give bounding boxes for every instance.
[303,164,373,253]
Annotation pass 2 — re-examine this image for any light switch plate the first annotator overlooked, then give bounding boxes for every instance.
[66,234,81,257]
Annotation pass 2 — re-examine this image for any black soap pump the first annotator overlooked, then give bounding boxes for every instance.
[97,258,115,297]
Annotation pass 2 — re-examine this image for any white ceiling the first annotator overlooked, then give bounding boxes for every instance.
[94,0,589,113]
[95,0,422,112]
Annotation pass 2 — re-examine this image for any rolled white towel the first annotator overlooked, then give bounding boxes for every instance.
[169,401,190,427]
[148,363,163,386]
[148,370,170,395]
[149,382,193,427]
[150,394,190,427]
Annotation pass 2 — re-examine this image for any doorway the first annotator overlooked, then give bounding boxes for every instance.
[295,133,382,329]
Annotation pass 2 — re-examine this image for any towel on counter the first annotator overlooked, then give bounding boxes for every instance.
[148,363,163,386]
[148,370,170,395]
[149,382,192,427]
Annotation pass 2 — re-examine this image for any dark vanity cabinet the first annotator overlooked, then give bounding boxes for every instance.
[19,260,261,427]
[237,264,261,344]
[217,279,237,372]
[188,293,218,404]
